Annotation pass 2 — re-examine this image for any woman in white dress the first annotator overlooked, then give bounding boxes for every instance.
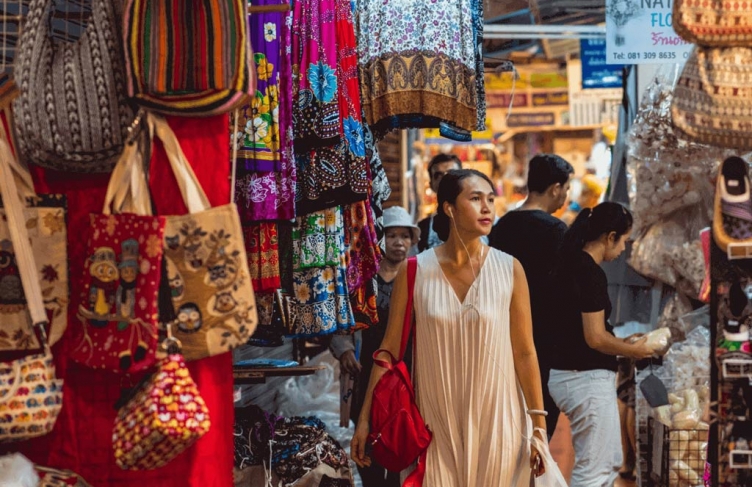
[352,169,547,486]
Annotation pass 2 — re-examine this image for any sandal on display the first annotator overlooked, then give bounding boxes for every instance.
[714,156,752,254]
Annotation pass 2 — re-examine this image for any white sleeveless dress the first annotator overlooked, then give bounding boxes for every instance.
[413,248,532,487]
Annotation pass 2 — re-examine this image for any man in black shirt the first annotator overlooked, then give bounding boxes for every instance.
[489,153,573,437]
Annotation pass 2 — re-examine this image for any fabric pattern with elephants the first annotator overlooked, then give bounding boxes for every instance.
[72,214,166,374]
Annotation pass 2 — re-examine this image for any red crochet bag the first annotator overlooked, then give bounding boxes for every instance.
[368,257,432,479]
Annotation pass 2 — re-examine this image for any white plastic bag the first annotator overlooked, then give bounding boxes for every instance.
[0,453,39,487]
[530,432,568,487]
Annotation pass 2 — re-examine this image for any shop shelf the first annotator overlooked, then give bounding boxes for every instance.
[729,450,752,469]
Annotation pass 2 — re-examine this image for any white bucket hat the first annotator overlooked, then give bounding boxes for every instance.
[382,206,420,243]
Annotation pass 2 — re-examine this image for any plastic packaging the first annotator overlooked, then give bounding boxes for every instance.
[625,64,732,234]
[644,328,672,355]
[0,453,38,487]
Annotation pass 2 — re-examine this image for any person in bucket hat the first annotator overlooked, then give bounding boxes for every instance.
[330,205,419,487]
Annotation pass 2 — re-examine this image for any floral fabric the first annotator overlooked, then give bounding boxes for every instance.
[292,207,344,270]
[293,0,369,216]
[244,222,281,292]
[356,0,484,139]
[234,0,295,222]
[292,0,340,149]
[291,257,354,337]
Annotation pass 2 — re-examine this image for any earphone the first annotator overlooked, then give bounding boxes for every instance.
[448,208,453,219]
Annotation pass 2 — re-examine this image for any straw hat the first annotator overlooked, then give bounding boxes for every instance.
[382,206,420,243]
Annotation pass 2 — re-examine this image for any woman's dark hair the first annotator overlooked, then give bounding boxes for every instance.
[433,169,495,241]
[559,202,633,260]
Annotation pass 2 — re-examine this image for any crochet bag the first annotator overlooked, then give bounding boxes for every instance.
[368,257,431,475]
[71,126,166,373]
[12,0,133,173]
[112,331,211,470]
[0,108,68,351]
[0,138,63,443]
[671,46,752,151]
[674,0,752,46]
[123,0,254,116]
[140,113,258,361]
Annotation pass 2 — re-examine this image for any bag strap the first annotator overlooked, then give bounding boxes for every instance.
[399,256,417,360]
[102,130,153,215]
[147,113,212,214]
[0,138,49,347]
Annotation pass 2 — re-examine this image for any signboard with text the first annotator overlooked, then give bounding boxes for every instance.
[506,113,556,128]
[605,0,692,64]
[580,39,625,89]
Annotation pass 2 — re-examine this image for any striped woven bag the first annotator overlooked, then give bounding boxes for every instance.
[123,0,255,116]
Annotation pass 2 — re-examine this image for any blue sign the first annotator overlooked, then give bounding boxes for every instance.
[580,39,625,89]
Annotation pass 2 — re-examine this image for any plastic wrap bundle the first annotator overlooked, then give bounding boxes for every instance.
[626,65,731,234]
[630,208,707,296]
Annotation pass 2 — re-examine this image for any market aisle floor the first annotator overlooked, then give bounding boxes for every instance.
[549,414,637,487]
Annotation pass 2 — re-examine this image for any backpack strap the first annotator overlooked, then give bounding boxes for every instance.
[398,256,417,360]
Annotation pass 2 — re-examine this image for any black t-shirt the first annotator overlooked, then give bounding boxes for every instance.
[547,251,617,372]
[489,209,567,356]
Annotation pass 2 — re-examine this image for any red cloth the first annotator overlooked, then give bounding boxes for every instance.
[1,115,234,487]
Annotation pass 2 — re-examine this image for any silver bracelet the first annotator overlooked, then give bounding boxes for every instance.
[526,409,548,417]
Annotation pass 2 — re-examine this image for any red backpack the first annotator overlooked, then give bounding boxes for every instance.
[368,257,432,479]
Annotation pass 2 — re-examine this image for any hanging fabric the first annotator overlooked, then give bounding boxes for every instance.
[356,0,484,140]
[234,0,296,222]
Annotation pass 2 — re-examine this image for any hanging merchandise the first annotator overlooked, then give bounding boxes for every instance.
[0,138,63,443]
[293,0,370,215]
[71,129,165,374]
[291,207,355,337]
[356,0,486,141]
[0,117,68,351]
[123,0,255,116]
[140,113,258,361]
[712,156,752,256]
[343,200,381,293]
[673,0,752,47]
[672,46,752,151]
[113,328,211,470]
[35,465,94,487]
[244,222,282,293]
[234,0,296,223]
[626,66,727,235]
[12,0,133,173]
